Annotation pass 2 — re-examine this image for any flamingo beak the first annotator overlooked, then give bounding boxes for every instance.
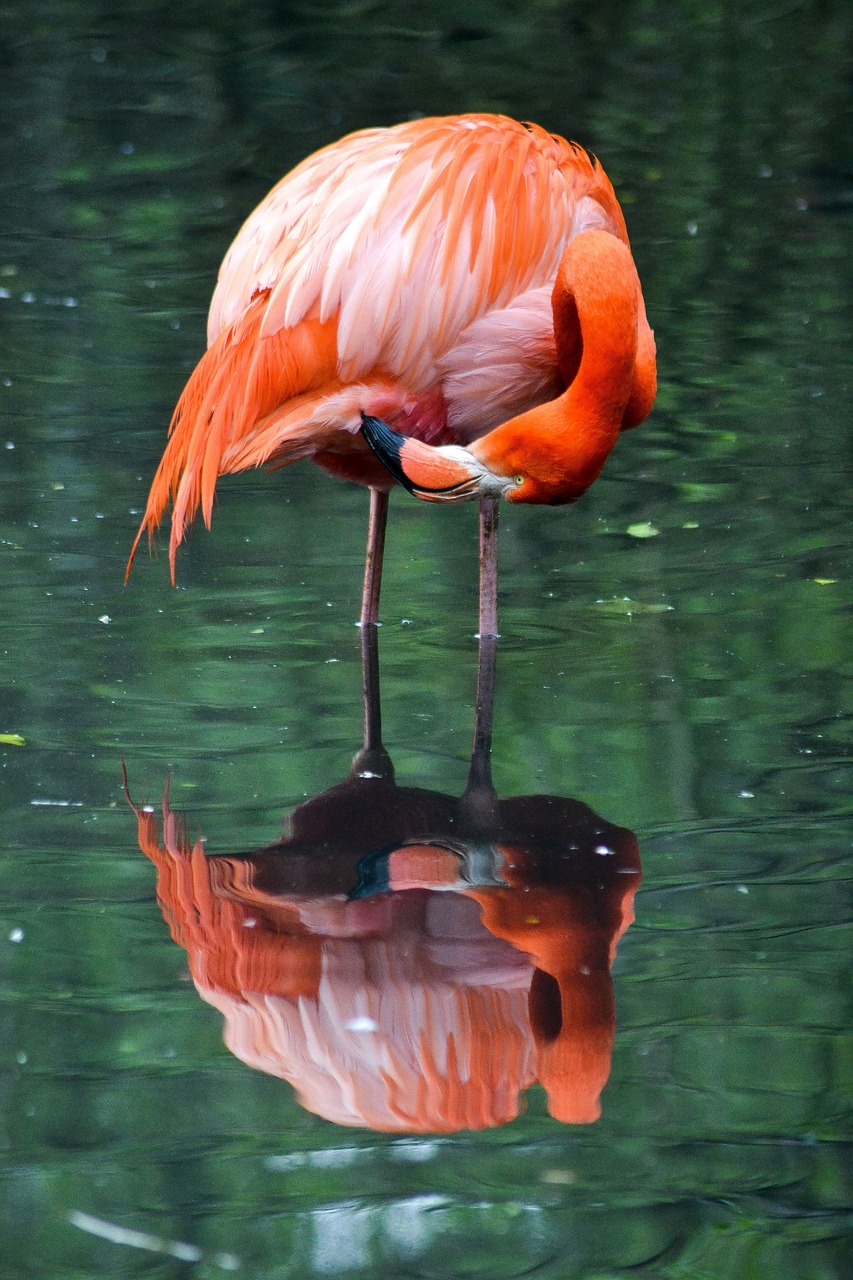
[360,414,508,503]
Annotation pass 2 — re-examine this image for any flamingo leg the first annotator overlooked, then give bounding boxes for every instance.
[477,496,500,640]
[359,487,389,629]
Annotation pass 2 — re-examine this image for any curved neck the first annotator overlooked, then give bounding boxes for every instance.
[527,231,641,495]
[554,230,640,425]
[621,292,657,430]
[472,230,653,503]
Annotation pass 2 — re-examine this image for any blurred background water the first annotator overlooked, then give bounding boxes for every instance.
[1,2,851,1277]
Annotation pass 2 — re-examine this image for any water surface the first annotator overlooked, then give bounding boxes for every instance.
[1,4,851,1277]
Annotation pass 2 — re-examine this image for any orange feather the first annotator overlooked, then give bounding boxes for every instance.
[128,113,655,589]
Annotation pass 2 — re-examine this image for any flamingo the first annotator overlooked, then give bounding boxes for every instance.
[127,114,656,636]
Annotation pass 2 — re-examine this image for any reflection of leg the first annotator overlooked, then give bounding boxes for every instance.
[360,615,382,756]
[477,497,499,640]
[359,487,388,629]
[466,497,500,807]
[468,632,497,794]
[462,629,499,829]
[351,597,394,781]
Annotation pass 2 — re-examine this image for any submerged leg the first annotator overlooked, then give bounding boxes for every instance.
[477,496,500,640]
[359,487,389,628]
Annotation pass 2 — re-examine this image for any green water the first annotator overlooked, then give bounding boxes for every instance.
[1,3,851,1277]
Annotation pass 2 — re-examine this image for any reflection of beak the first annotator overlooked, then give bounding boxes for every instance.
[360,414,509,503]
[348,838,509,899]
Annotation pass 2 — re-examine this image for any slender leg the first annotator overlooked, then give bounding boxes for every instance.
[477,496,500,640]
[359,487,389,629]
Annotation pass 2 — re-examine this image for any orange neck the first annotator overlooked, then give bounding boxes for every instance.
[549,230,642,483]
[475,229,654,503]
[621,291,657,430]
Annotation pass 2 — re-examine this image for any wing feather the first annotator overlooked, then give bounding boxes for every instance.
[209,116,622,389]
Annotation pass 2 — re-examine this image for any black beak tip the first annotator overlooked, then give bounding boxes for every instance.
[360,413,412,490]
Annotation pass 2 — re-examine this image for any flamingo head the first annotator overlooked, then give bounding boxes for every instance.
[360,410,609,507]
[360,414,535,505]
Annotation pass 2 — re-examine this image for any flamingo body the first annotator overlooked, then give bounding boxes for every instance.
[129,114,656,628]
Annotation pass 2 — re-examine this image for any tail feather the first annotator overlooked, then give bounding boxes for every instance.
[126,297,338,582]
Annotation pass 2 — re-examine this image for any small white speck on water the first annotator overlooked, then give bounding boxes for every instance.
[8,927,24,943]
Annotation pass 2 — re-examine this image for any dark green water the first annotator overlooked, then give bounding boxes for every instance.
[1,3,851,1277]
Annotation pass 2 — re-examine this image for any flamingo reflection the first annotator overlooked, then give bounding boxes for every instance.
[126,630,640,1132]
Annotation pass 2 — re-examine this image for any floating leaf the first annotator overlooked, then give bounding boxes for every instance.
[0,733,25,746]
[626,522,660,539]
[813,578,837,585]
